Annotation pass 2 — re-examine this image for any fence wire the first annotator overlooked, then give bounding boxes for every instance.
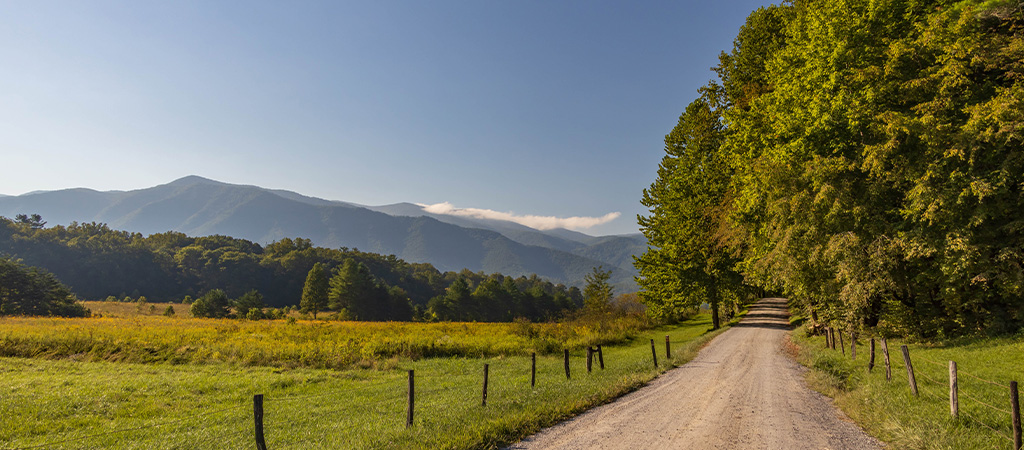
[11,403,246,450]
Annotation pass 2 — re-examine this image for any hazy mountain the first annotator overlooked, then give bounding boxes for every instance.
[0,176,642,291]
[364,203,645,288]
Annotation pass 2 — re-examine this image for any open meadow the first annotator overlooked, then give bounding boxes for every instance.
[0,312,730,449]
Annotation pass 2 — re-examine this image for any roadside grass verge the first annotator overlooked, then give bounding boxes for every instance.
[1,313,731,450]
[790,329,1024,450]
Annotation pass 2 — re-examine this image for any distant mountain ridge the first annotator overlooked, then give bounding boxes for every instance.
[0,176,643,291]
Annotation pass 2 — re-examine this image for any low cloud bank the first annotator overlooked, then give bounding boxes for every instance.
[420,202,620,231]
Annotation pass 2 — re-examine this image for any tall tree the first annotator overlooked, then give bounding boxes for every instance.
[636,92,744,329]
[300,262,329,319]
[582,266,614,313]
[328,259,380,320]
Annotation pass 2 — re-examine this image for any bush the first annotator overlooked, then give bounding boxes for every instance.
[190,289,231,318]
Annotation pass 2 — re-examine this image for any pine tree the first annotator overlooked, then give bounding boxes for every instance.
[300,263,328,319]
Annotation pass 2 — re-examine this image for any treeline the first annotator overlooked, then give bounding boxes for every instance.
[638,0,1024,338]
[0,216,583,321]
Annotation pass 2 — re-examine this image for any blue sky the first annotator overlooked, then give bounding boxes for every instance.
[0,1,770,236]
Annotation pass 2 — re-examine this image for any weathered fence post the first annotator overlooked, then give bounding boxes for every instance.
[597,345,605,370]
[666,335,672,360]
[564,349,571,380]
[868,339,876,372]
[531,352,536,388]
[586,347,593,373]
[850,332,856,360]
[839,332,846,356]
[900,345,918,396]
[1012,381,1021,450]
[650,339,658,368]
[881,338,891,381]
[949,361,958,419]
[830,328,836,350]
[482,364,489,406]
[824,328,830,348]
[254,394,267,450]
[407,369,415,428]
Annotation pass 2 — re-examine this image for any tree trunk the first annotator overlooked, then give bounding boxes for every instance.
[711,298,720,330]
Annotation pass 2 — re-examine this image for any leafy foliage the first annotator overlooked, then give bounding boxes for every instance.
[640,0,1024,337]
[0,257,88,317]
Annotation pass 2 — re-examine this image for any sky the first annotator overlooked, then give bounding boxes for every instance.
[0,0,770,236]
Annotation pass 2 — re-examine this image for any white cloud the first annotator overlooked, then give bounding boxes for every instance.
[419,202,621,231]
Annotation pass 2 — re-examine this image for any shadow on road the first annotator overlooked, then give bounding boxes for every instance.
[731,321,793,330]
[731,300,793,330]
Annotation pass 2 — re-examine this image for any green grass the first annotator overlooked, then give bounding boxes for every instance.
[790,329,1024,450]
[0,314,729,450]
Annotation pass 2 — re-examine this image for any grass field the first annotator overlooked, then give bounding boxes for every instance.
[82,301,197,318]
[790,327,1024,450]
[1,313,730,449]
[0,311,654,370]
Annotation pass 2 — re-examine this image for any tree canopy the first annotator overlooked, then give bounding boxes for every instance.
[638,0,1024,338]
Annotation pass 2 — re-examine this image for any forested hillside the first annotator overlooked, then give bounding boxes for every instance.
[638,0,1023,337]
[0,216,584,321]
[0,176,638,291]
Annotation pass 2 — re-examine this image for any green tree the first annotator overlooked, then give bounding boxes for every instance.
[328,259,377,319]
[14,213,46,229]
[582,266,614,313]
[190,289,231,318]
[300,262,329,319]
[234,289,265,316]
[637,93,743,329]
[0,257,88,317]
[163,305,175,317]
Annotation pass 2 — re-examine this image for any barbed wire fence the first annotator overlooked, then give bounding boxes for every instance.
[4,336,686,450]
[820,327,1023,450]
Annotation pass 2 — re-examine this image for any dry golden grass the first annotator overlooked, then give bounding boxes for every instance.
[0,312,654,370]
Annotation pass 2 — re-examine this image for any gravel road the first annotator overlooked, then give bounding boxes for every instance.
[507,298,883,450]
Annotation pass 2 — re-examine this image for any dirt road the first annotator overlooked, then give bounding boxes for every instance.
[507,298,883,450]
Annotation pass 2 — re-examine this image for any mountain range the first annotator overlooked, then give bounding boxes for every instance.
[0,176,644,291]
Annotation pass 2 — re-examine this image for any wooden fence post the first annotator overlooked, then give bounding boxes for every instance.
[586,347,593,373]
[407,369,415,428]
[830,328,836,350]
[482,364,489,406]
[839,332,846,356]
[597,345,605,370]
[666,335,672,360]
[824,328,830,348]
[868,338,876,372]
[850,332,856,360]
[531,352,536,388]
[881,338,891,381]
[1012,381,1021,450]
[900,345,918,396]
[949,361,958,419]
[564,349,571,380]
[650,339,658,368]
[254,394,267,450]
